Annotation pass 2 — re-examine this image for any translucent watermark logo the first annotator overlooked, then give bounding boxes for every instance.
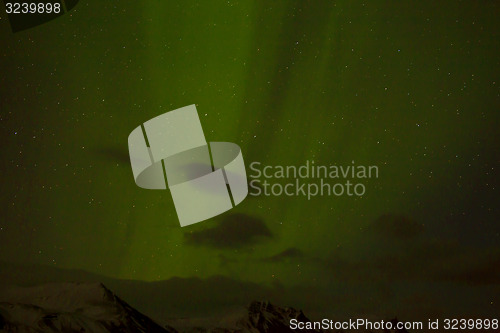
[128,105,248,227]
[248,161,378,199]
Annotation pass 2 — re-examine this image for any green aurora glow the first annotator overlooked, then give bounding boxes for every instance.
[1,0,498,319]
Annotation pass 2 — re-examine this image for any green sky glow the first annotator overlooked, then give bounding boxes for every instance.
[0,0,498,319]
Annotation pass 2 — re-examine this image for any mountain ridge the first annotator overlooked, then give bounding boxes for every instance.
[0,282,326,333]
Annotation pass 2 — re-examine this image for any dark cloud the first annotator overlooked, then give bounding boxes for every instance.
[217,254,237,267]
[323,214,500,285]
[93,146,130,165]
[218,247,303,268]
[438,250,500,285]
[184,213,272,249]
[261,248,303,262]
[366,214,424,239]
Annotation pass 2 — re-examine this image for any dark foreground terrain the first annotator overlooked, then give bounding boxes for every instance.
[0,282,328,332]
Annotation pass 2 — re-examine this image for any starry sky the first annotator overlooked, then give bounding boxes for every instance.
[0,0,499,320]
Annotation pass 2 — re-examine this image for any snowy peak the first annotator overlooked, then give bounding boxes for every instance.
[236,301,322,333]
[0,282,173,333]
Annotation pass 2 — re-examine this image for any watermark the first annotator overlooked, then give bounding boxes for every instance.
[4,0,80,33]
[248,160,378,199]
[290,318,499,331]
[290,318,423,331]
[128,105,248,227]
[128,106,378,227]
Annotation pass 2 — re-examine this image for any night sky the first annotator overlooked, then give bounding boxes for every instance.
[0,0,499,321]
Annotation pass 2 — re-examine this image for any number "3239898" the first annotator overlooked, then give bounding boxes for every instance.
[5,2,61,14]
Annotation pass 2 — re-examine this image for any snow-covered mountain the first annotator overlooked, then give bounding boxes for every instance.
[0,282,173,332]
[0,282,324,333]
[236,301,322,333]
[170,301,323,333]
[0,281,410,332]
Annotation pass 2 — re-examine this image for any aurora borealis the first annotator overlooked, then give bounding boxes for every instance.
[0,0,498,321]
